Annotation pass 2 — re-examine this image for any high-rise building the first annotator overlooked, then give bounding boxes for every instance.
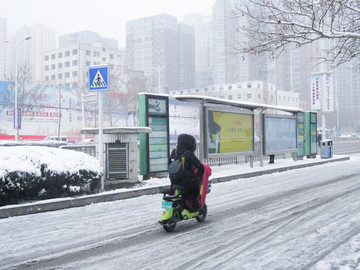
[212,0,254,85]
[43,42,124,89]
[183,14,214,89]
[59,31,118,49]
[177,23,195,90]
[8,24,57,83]
[126,14,189,93]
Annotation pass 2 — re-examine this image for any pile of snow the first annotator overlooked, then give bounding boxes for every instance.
[0,146,102,178]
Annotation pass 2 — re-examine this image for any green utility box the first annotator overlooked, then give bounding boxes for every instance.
[139,94,169,176]
[305,112,317,158]
[294,112,305,159]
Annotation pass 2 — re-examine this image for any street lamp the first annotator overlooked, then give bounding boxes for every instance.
[14,36,32,141]
[152,64,169,94]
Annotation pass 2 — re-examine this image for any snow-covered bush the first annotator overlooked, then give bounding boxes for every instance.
[0,146,103,206]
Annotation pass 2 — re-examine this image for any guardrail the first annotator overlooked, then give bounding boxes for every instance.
[60,144,96,157]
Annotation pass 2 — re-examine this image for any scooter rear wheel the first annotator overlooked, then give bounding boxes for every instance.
[196,203,207,222]
[163,222,176,232]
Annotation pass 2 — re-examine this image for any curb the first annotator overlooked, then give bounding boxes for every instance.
[0,156,349,219]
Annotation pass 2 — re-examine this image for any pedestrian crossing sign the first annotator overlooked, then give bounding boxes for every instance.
[89,65,109,91]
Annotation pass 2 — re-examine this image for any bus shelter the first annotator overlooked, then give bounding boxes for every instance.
[172,95,304,167]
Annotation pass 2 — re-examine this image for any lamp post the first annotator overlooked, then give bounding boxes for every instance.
[152,64,169,94]
[14,36,32,141]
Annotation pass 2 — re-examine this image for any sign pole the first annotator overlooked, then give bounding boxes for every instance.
[98,91,104,191]
[88,65,109,192]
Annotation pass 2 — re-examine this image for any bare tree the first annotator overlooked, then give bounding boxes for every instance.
[1,62,45,115]
[234,0,360,67]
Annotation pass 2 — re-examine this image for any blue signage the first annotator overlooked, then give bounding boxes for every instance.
[13,107,21,129]
[88,65,109,91]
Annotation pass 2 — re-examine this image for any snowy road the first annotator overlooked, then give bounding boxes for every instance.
[1,155,360,270]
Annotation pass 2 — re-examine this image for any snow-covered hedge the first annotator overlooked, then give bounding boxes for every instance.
[0,146,103,206]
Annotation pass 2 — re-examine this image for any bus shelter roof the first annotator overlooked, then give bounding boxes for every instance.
[172,95,303,114]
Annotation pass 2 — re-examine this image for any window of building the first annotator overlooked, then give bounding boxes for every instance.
[86,61,91,66]
[72,49,78,55]
[51,75,55,80]
[45,76,49,81]
[94,51,100,57]
[72,82,78,88]
[51,54,55,60]
[228,85,232,90]
[110,53,114,60]
[102,57,106,62]
[45,55,49,61]
[65,72,70,78]
[58,52,63,58]
[258,94,261,99]
[65,51,70,57]
[72,71,77,77]
[271,95,274,101]
[247,83,252,88]
[237,94,242,100]
[65,61,70,67]
[72,60,78,66]
[247,93,252,99]
[51,64,55,70]
[45,65,49,71]
[228,95,233,100]
[86,50,91,56]
[58,63,62,69]
[237,84,241,89]
[102,47,106,52]
[58,73,62,79]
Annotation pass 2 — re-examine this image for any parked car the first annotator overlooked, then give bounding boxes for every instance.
[43,136,68,144]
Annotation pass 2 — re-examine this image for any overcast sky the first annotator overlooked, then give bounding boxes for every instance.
[1,0,215,46]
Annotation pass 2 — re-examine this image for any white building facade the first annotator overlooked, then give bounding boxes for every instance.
[171,80,299,109]
[43,43,124,88]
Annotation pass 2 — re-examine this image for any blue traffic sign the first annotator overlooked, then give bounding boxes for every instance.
[89,65,109,91]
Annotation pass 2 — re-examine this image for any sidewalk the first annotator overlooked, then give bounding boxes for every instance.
[0,155,349,219]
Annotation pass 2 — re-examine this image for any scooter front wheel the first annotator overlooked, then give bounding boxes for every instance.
[196,203,207,222]
[163,222,176,232]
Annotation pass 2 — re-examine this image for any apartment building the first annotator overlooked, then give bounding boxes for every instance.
[43,43,124,88]
[171,80,299,109]
[126,14,196,93]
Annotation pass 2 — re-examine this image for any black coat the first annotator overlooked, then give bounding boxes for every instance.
[170,134,204,189]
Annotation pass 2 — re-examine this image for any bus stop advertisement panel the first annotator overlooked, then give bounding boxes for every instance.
[204,105,254,158]
[263,114,297,155]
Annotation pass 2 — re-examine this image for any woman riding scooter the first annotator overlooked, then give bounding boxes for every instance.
[169,134,204,212]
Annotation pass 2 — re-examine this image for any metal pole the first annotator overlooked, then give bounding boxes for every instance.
[13,37,31,141]
[14,49,18,141]
[98,91,104,192]
[81,94,85,141]
[158,67,161,94]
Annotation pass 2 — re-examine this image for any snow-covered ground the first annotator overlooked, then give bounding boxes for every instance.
[1,153,360,269]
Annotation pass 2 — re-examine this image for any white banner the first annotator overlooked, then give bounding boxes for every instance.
[322,73,334,112]
[310,74,321,111]
[310,73,334,112]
